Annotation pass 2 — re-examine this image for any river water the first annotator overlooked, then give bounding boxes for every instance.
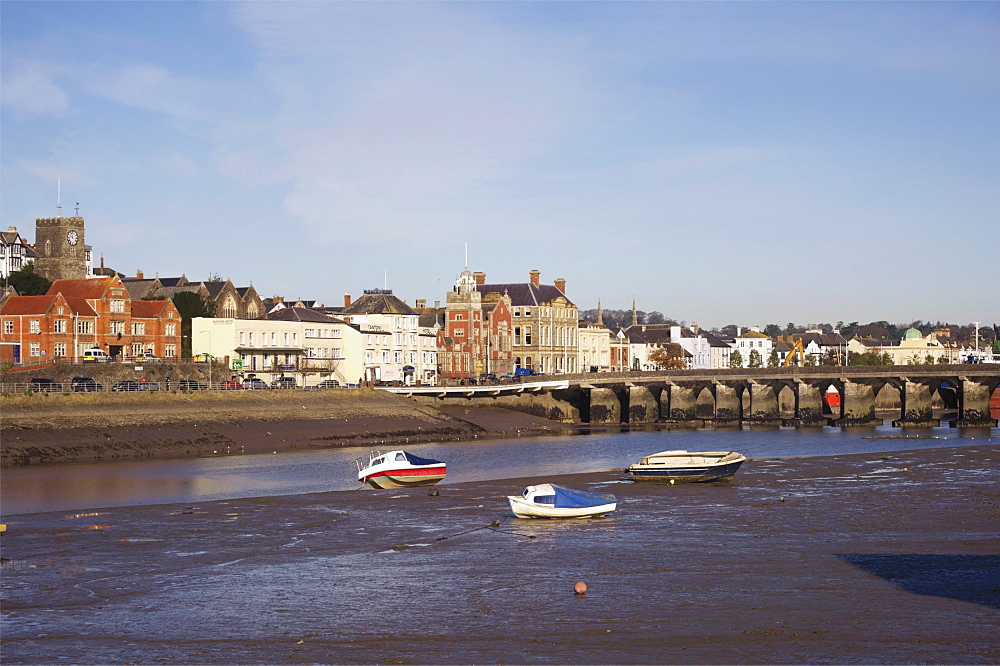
[2,420,997,516]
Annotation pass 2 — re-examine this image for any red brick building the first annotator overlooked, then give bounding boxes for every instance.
[438,268,513,380]
[0,275,181,364]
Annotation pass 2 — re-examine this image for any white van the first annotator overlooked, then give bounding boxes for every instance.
[82,348,111,363]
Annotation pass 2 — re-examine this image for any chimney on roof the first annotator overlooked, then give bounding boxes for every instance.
[554,278,566,294]
[136,270,144,280]
[473,271,486,285]
[415,298,426,309]
[7,226,16,233]
[275,296,284,304]
[737,326,742,336]
[750,325,760,333]
[691,322,699,335]
[344,293,351,308]
[671,325,681,340]
[529,270,540,287]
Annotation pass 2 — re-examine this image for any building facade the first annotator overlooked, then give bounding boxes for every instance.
[192,311,364,386]
[0,275,180,363]
[340,289,438,384]
[1,227,32,279]
[474,270,578,375]
[439,268,513,380]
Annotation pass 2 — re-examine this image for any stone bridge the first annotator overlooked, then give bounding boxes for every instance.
[383,366,1000,428]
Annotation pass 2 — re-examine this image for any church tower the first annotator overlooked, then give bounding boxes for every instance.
[34,216,87,281]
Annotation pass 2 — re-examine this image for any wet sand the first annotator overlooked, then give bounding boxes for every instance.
[2,444,998,664]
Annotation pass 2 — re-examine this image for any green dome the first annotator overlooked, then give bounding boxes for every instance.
[903,328,922,340]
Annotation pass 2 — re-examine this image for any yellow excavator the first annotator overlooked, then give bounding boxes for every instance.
[783,338,805,367]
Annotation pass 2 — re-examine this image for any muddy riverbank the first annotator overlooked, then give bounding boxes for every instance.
[0,390,573,467]
[1,444,997,664]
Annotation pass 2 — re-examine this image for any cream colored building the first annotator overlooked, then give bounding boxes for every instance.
[849,327,956,365]
[578,321,612,372]
[192,312,364,386]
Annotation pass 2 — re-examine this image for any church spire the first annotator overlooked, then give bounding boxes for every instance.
[597,299,604,326]
[631,297,638,327]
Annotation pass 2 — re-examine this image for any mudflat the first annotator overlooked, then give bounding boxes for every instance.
[1,390,569,467]
[1,444,997,664]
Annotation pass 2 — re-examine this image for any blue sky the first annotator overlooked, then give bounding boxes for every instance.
[2,1,997,329]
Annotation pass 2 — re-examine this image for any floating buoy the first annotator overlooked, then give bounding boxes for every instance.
[574,581,587,595]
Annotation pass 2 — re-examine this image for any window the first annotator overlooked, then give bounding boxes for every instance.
[525,327,532,345]
[77,320,94,334]
[292,333,299,345]
[455,314,464,321]
[54,342,67,357]
[53,319,66,333]
[29,342,40,357]
[111,321,125,335]
[409,350,416,364]
[165,345,177,358]
[365,349,375,364]
[240,331,246,346]
[514,326,521,345]
[165,323,176,336]
[332,348,342,359]
[409,332,416,346]
[331,329,342,339]
[29,320,40,334]
[110,299,126,314]
[271,332,276,345]
[394,332,402,345]
[382,350,390,364]
[454,328,465,337]
[394,350,402,364]
[132,322,146,335]
[305,328,315,338]
[249,332,254,346]
[284,332,289,345]
[2,320,12,334]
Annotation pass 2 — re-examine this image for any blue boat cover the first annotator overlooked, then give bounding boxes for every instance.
[548,484,615,509]
[403,452,444,466]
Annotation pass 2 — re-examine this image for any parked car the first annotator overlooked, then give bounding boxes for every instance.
[82,348,112,363]
[71,377,102,392]
[111,381,161,392]
[134,353,162,363]
[219,380,243,390]
[193,353,215,363]
[111,381,140,392]
[179,379,207,391]
[271,376,297,389]
[242,377,269,390]
[29,377,61,392]
[316,379,341,389]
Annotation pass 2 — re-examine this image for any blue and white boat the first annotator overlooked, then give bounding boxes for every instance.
[626,450,746,483]
[508,483,617,519]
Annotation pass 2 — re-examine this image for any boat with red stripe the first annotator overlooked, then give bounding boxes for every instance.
[356,450,447,489]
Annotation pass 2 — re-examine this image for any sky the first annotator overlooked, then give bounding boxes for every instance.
[2,1,998,330]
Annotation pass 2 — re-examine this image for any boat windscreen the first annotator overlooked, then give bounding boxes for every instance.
[550,484,615,508]
[403,452,444,466]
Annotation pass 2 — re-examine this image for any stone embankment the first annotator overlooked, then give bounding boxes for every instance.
[0,390,566,467]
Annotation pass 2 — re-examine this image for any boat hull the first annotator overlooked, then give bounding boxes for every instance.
[362,466,447,489]
[626,459,744,483]
[507,497,616,519]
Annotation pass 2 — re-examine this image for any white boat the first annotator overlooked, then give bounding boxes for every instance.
[626,450,746,483]
[357,450,447,489]
[508,483,617,519]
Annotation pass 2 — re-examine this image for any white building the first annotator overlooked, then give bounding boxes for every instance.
[341,289,438,384]
[733,327,773,366]
[192,310,364,386]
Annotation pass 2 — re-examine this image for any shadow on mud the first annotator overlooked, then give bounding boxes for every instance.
[838,554,1000,609]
